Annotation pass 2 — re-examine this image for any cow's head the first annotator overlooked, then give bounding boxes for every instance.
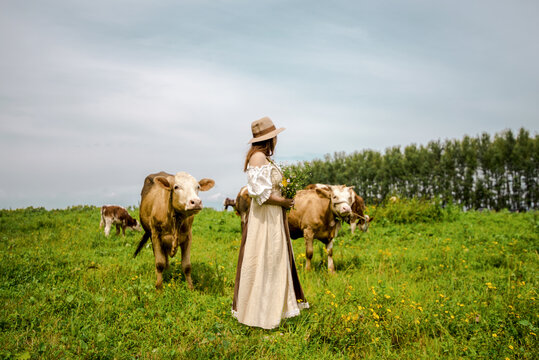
[154,172,215,215]
[358,214,374,232]
[328,185,355,218]
[127,217,143,232]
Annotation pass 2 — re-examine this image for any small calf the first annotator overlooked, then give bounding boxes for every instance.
[99,205,141,236]
[223,198,236,211]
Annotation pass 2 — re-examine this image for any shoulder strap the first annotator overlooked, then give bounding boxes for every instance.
[266,157,283,176]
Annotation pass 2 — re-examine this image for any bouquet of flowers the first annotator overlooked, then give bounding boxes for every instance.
[280,163,312,200]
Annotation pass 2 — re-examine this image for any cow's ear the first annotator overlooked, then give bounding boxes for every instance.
[154,176,172,190]
[199,178,215,191]
[315,188,331,199]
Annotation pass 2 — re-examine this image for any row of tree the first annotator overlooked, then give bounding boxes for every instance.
[287,128,538,211]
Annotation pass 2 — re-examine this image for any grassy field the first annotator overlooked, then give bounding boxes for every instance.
[0,203,537,359]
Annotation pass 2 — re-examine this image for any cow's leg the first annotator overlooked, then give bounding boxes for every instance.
[104,219,112,236]
[350,221,357,235]
[121,225,126,236]
[151,234,167,290]
[161,234,174,269]
[180,234,193,290]
[334,222,342,238]
[304,227,315,271]
[326,239,336,273]
[240,213,247,235]
[170,235,178,258]
[115,224,121,236]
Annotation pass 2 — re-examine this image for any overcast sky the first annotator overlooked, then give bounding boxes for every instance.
[1,0,538,210]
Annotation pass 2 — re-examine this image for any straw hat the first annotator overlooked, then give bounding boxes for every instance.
[248,116,285,144]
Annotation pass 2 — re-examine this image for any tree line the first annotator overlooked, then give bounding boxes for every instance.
[286,128,538,211]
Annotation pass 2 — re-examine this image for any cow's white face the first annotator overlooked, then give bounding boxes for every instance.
[360,215,371,232]
[329,185,354,217]
[170,172,215,214]
[130,221,143,232]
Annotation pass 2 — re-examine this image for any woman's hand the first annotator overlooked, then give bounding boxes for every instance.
[281,198,294,210]
[266,194,294,209]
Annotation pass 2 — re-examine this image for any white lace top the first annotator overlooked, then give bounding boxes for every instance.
[246,160,282,205]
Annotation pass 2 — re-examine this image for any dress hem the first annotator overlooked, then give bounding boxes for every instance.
[231,302,310,329]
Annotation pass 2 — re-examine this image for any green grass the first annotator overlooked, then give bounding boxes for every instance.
[0,205,537,359]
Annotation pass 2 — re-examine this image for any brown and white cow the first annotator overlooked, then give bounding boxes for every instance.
[223,197,236,211]
[306,184,372,234]
[348,192,374,234]
[134,171,215,290]
[288,184,355,273]
[99,205,142,236]
[234,186,252,235]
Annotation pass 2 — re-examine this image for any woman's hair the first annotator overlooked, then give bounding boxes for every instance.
[244,138,276,171]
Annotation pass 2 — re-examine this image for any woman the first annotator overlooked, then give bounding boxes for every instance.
[232,116,309,329]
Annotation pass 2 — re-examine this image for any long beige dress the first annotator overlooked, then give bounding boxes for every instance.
[232,160,308,329]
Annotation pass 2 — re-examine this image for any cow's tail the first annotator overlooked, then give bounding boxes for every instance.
[134,232,150,258]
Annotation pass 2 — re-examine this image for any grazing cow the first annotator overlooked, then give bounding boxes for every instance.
[235,186,252,234]
[348,193,374,234]
[99,205,141,236]
[134,171,215,290]
[223,197,236,211]
[288,184,355,273]
[306,184,373,234]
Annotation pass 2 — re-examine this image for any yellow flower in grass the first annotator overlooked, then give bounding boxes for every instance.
[486,282,497,290]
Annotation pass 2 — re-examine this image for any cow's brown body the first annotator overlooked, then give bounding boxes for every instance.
[134,171,214,289]
[288,185,354,273]
[99,205,141,236]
